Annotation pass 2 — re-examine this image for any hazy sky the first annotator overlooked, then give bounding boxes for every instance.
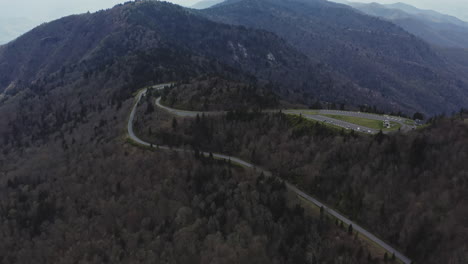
[0,0,197,22]
[0,0,467,23]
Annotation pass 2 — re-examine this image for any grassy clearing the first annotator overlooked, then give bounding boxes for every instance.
[416,124,431,130]
[323,114,401,131]
[404,119,416,125]
[299,110,320,115]
[285,114,348,134]
[385,122,402,131]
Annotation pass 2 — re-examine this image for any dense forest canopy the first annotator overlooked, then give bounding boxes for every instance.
[135,92,468,264]
[160,76,280,111]
[0,36,385,264]
[0,1,467,263]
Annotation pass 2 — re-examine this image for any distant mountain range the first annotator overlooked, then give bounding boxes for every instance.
[201,0,468,114]
[336,1,468,49]
[194,0,468,50]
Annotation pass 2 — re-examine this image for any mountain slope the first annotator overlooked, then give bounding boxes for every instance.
[0,1,373,108]
[348,2,468,49]
[201,0,468,115]
[438,47,468,74]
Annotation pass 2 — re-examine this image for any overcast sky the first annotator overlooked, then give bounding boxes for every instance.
[0,0,467,24]
[0,0,196,22]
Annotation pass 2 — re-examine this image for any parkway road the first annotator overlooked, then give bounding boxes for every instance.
[128,85,412,264]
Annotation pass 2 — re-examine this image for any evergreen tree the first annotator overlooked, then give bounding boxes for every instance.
[413,112,424,120]
[172,117,178,131]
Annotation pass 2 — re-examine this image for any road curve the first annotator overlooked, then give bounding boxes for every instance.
[156,100,379,134]
[129,86,263,170]
[155,97,224,117]
[128,85,412,264]
[155,95,412,134]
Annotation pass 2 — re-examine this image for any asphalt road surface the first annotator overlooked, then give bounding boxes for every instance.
[155,97,224,117]
[319,110,414,132]
[285,110,378,134]
[128,86,412,264]
[288,184,411,264]
[129,86,262,170]
[155,92,412,134]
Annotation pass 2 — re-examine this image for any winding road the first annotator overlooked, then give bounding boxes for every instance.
[129,85,260,169]
[128,85,412,264]
[155,96,413,134]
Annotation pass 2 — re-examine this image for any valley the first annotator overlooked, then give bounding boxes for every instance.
[201,0,468,115]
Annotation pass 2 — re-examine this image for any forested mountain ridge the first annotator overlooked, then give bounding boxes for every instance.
[201,0,468,115]
[0,0,374,109]
[384,2,468,27]
[160,76,280,111]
